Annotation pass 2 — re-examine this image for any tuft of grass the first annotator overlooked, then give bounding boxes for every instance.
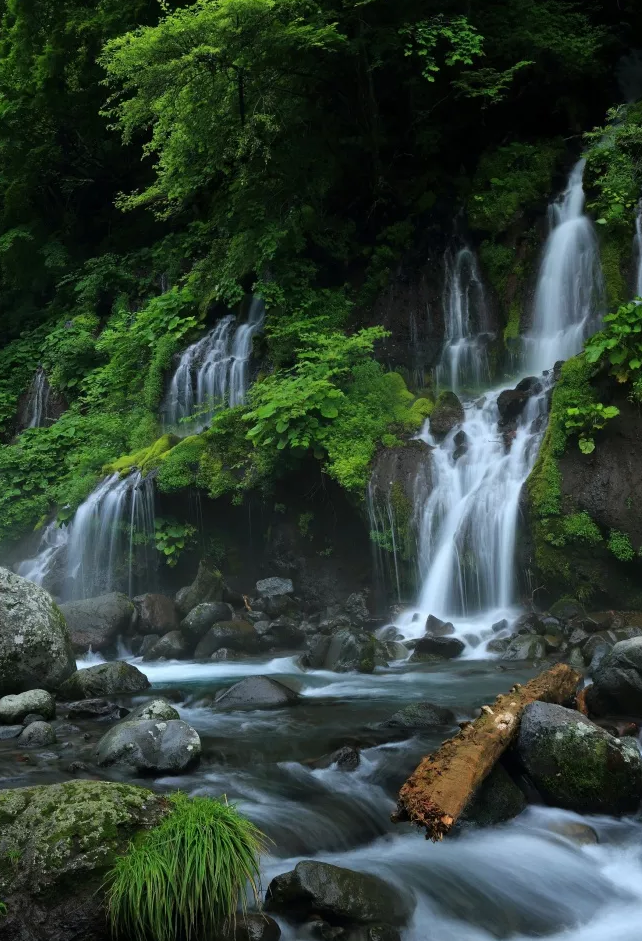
[106,792,267,941]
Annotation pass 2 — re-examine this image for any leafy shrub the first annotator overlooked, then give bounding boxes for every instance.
[607,530,636,562]
[564,403,620,454]
[154,517,197,566]
[585,299,642,384]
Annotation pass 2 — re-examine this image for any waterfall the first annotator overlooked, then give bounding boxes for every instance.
[17,520,69,589]
[164,299,265,431]
[435,246,491,394]
[525,159,604,375]
[635,200,642,299]
[25,368,51,429]
[393,162,604,648]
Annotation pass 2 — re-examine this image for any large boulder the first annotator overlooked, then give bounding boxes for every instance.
[215,675,301,710]
[56,661,150,699]
[591,637,642,714]
[379,701,456,731]
[429,391,464,437]
[181,602,235,642]
[96,719,201,773]
[141,630,189,661]
[19,720,56,747]
[64,699,128,721]
[0,568,75,696]
[458,763,527,828]
[125,697,180,722]
[194,621,259,658]
[321,629,389,673]
[59,593,134,654]
[256,577,294,597]
[259,617,306,650]
[425,614,455,636]
[409,635,465,661]
[515,701,642,814]
[500,635,546,661]
[133,593,179,634]
[497,377,542,427]
[265,861,412,927]
[175,561,224,617]
[0,780,166,941]
[0,689,56,724]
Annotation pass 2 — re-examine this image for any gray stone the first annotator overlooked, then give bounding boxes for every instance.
[322,629,389,673]
[125,698,180,722]
[216,675,301,709]
[344,592,370,624]
[0,689,55,724]
[64,699,128,721]
[56,661,150,699]
[425,615,455,636]
[514,613,546,636]
[194,621,259,658]
[142,630,190,661]
[133,593,179,634]
[139,633,161,657]
[0,725,22,740]
[22,713,47,726]
[501,635,546,661]
[175,562,224,617]
[491,619,509,634]
[96,719,201,773]
[260,617,306,650]
[379,701,456,731]
[0,568,75,696]
[256,577,294,598]
[459,763,527,828]
[516,701,642,814]
[219,914,282,941]
[301,634,332,669]
[429,391,464,438]
[265,861,412,926]
[19,721,56,747]
[410,635,465,661]
[181,602,235,642]
[59,593,134,654]
[592,637,642,714]
[211,647,241,661]
[487,637,511,654]
[549,599,585,621]
[310,745,361,772]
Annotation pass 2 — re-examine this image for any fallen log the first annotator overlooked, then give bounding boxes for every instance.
[394,663,581,841]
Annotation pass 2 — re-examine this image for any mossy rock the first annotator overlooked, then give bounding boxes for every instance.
[429,391,464,438]
[0,780,167,940]
[103,433,179,477]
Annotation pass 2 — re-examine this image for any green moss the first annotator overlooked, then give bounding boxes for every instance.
[608,529,636,562]
[104,433,179,477]
[542,729,609,798]
[503,300,522,343]
[600,236,629,309]
[156,434,207,492]
[407,396,434,426]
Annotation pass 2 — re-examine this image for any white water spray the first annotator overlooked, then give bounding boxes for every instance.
[17,519,69,589]
[634,200,642,299]
[25,368,51,429]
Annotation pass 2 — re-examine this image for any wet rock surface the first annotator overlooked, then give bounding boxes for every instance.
[215,675,302,709]
[96,718,201,773]
[56,661,150,699]
[59,592,134,654]
[0,689,56,724]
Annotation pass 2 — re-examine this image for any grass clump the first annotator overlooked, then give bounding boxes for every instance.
[106,792,266,941]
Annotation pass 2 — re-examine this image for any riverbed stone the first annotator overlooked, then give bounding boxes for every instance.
[219,914,282,941]
[133,593,179,634]
[0,689,56,724]
[0,568,75,696]
[194,620,259,657]
[501,635,546,661]
[265,861,412,926]
[19,720,57,747]
[64,698,129,721]
[56,661,150,699]
[322,629,389,673]
[379,701,456,731]
[181,601,235,642]
[458,763,527,828]
[425,614,455,636]
[516,701,642,814]
[410,635,465,661]
[215,675,301,709]
[59,592,134,654]
[125,697,180,722]
[429,391,464,437]
[175,561,224,616]
[259,617,306,650]
[591,637,642,714]
[142,629,190,661]
[0,780,166,941]
[0,725,23,739]
[256,577,294,597]
[96,718,201,773]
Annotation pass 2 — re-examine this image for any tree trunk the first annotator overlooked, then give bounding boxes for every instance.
[394,663,581,841]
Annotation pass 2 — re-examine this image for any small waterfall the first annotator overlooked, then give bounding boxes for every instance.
[525,159,604,375]
[17,520,69,589]
[164,299,264,431]
[435,246,491,394]
[25,368,51,429]
[635,200,642,299]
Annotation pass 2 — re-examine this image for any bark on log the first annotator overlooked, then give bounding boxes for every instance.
[394,663,581,841]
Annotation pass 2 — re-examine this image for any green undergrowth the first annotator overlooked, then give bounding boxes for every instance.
[106,792,266,941]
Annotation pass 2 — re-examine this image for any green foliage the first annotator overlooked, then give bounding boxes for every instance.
[607,530,636,563]
[106,792,266,941]
[546,511,603,548]
[154,518,197,566]
[585,103,642,229]
[564,403,620,454]
[585,299,642,385]
[400,15,484,83]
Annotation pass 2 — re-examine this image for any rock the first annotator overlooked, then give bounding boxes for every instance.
[567,646,586,672]
[583,627,642,664]
[194,621,259,658]
[0,725,23,739]
[139,633,161,657]
[215,675,301,710]
[0,568,75,696]
[181,602,235,642]
[592,637,642,714]
[253,620,272,635]
[142,629,190,661]
[125,697,180,722]
[322,629,389,673]
[546,821,599,846]
[19,720,56,746]
[549,599,586,621]
[501,635,546,661]
[211,648,241,661]
[175,561,224,616]
[497,380,540,427]
[21,713,47,726]
[265,861,412,926]
[410,635,465,661]
[0,780,166,941]
[256,577,294,597]
[430,391,464,437]
[57,661,150,699]
[260,617,306,650]
[59,593,134,654]
[516,701,642,814]
[491,619,509,634]
[219,914,282,941]
[344,592,370,624]
[514,613,546,635]
[302,633,332,669]
[96,719,201,773]
[459,763,527,828]
[64,699,129,721]
[309,744,361,771]
[425,614,455,636]
[0,689,55,724]
[487,637,511,654]
[379,701,456,731]
[133,593,179,634]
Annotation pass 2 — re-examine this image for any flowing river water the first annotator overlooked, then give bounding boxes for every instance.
[7,164,642,939]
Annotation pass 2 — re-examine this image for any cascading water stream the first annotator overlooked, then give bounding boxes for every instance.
[25,367,51,429]
[164,298,265,432]
[634,199,642,299]
[17,519,69,589]
[435,247,492,394]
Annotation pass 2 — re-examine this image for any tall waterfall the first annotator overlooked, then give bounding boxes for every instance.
[435,246,492,393]
[25,368,51,429]
[164,298,264,431]
[525,159,603,375]
[396,162,604,647]
[635,200,642,299]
